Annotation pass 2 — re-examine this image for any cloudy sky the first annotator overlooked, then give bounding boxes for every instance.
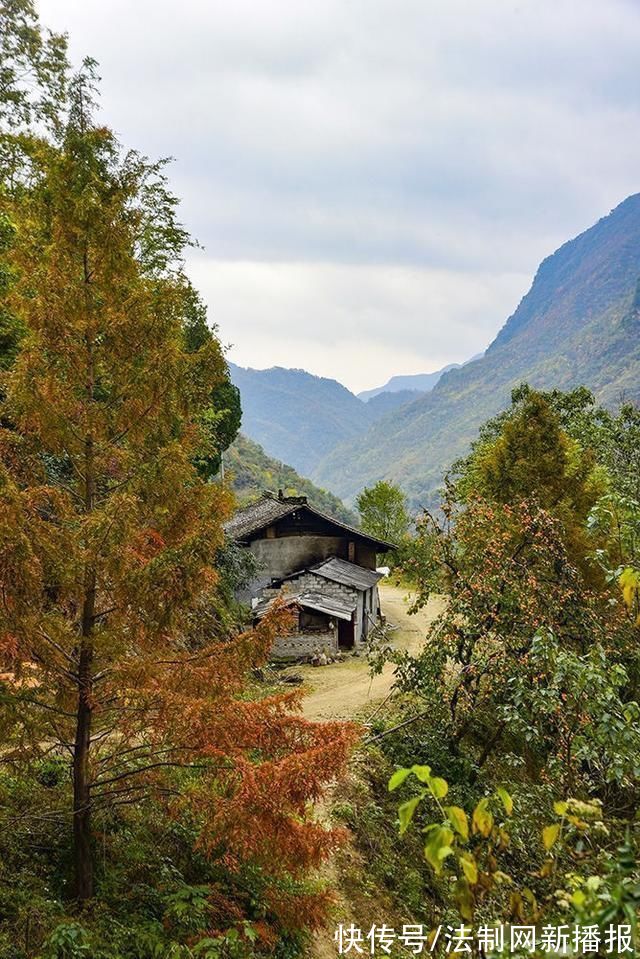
[39,0,640,393]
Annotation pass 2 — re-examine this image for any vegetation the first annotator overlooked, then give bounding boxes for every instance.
[0,4,358,955]
[373,384,640,934]
[226,433,358,525]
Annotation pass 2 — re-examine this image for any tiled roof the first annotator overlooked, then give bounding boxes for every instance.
[311,556,382,590]
[224,493,395,550]
[253,588,356,622]
[224,495,298,540]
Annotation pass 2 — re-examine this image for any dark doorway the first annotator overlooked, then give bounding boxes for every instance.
[338,617,355,649]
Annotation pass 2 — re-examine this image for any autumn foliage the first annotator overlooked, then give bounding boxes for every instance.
[0,31,358,951]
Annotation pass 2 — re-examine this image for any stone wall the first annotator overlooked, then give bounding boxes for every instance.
[272,629,338,661]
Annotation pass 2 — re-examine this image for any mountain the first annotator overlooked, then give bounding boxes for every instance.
[228,362,387,476]
[364,389,424,417]
[313,194,640,507]
[226,433,358,525]
[357,364,459,400]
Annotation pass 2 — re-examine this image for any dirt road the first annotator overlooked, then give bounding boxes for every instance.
[298,583,444,721]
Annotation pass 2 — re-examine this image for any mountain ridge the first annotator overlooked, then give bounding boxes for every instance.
[357,363,459,400]
[312,194,640,507]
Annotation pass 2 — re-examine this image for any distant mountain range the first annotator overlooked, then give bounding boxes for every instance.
[227,362,464,477]
[357,364,459,401]
[227,362,373,477]
[229,194,640,509]
[315,193,640,506]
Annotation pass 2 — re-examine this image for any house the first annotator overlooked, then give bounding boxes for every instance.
[224,492,395,659]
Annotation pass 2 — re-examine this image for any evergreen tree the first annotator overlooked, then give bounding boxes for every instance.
[0,54,356,940]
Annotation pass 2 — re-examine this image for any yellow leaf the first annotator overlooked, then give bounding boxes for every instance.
[461,856,478,884]
[388,767,412,791]
[410,764,432,783]
[398,796,421,836]
[472,798,494,838]
[496,787,513,816]
[445,805,469,841]
[424,826,454,875]
[542,823,560,850]
[429,776,449,800]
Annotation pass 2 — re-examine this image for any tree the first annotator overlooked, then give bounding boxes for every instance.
[394,494,612,757]
[0,57,357,940]
[455,388,604,580]
[182,281,242,479]
[357,480,409,547]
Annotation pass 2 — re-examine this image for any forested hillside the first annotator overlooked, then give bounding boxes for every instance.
[226,433,358,524]
[314,194,640,506]
[228,362,373,475]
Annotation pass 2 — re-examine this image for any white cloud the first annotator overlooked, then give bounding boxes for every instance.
[188,256,527,392]
[37,0,640,389]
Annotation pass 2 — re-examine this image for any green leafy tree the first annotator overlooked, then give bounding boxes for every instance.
[456,388,604,578]
[357,479,409,546]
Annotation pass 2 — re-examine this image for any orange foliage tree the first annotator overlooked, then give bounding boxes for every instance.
[0,60,357,937]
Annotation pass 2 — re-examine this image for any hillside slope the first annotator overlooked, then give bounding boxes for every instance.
[228,362,372,476]
[226,433,358,525]
[314,194,640,507]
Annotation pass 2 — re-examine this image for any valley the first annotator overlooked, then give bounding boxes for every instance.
[230,194,640,510]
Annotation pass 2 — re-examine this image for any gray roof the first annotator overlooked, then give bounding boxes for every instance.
[311,556,383,590]
[224,493,395,551]
[224,495,301,541]
[254,588,356,622]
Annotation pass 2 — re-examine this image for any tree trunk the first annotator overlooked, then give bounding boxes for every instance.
[73,640,94,900]
[74,322,96,900]
[73,243,97,901]
[73,562,95,901]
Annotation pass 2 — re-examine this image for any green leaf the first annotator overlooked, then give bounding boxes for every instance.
[543,823,561,850]
[429,776,449,799]
[424,826,454,875]
[410,764,432,783]
[496,787,513,816]
[445,805,469,841]
[398,796,422,836]
[472,798,494,838]
[388,767,412,791]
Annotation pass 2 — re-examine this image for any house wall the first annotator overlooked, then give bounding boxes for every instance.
[241,535,345,601]
[238,527,376,603]
[355,543,378,570]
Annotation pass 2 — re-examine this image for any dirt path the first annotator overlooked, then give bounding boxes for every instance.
[298,583,444,721]
[300,583,444,959]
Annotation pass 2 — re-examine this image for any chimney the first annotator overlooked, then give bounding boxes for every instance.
[278,488,284,501]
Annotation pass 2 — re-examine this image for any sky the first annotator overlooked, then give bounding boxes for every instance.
[38,0,640,393]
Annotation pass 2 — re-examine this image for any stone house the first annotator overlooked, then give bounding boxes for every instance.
[224,492,395,659]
